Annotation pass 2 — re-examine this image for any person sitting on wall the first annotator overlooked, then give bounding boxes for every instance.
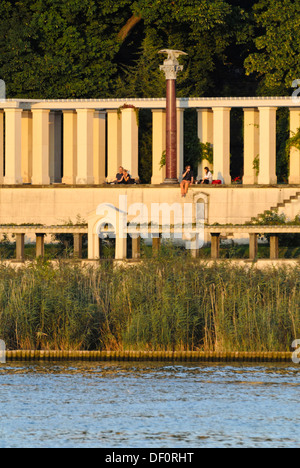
[198,167,213,185]
[119,169,131,184]
[111,166,124,184]
[180,165,194,197]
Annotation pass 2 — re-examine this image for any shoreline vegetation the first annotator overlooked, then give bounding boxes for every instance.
[0,245,299,353]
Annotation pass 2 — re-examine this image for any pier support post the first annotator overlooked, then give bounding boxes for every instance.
[270,234,279,260]
[36,234,45,258]
[211,233,220,259]
[132,236,141,260]
[73,233,83,259]
[152,235,161,256]
[16,234,25,261]
[249,233,258,260]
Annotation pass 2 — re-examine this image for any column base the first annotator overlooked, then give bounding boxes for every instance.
[62,176,77,185]
[31,177,51,185]
[257,176,277,185]
[3,177,23,185]
[162,178,179,184]
[76,176,95,185]
[243,176,257,185]
[288,176,300,185]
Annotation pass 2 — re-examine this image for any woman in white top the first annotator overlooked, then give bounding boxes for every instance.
[199,167,213,184]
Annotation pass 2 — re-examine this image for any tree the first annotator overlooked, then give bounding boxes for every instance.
[244,0,300,95]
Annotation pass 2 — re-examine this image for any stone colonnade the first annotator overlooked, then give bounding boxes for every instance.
[0,99,299,185]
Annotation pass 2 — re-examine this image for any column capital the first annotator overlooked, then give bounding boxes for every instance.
[212,106,231,111]
[197,108,213,112]
[31,108,50,113]
[4,108,23,114]
[257,106,277,111]
[62,109,77,114]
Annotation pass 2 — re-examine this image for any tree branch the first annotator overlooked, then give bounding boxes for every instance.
[117,14,142,42]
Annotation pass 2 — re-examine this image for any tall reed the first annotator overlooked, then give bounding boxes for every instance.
[0,254,299,352]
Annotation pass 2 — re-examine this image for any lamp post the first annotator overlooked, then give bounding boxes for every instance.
[159,49,187,184]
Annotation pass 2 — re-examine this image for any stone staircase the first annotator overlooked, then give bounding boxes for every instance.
[250,191,300,222]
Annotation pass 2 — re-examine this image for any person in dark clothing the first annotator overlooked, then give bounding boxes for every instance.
[112,166,124,184]
[119,169,130,184]
[180,165,194,197]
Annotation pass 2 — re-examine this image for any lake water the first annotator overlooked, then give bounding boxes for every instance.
[0,362,299,448]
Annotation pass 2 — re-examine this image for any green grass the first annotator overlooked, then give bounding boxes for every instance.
[0,249,299,353]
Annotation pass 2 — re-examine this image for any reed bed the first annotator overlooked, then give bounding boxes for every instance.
[0,254,299,352]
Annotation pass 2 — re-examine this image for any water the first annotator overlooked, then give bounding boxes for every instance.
[0,361,299,448]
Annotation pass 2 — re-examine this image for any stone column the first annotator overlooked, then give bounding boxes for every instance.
[76,109,94,185]
[93,111,106,185]
[151,109,166,184]
[121,107,139,180]
[243,108,259,185]
[212,107,231,185]
[36,233,45,258]
[258,107,277,185]
[115,236,127,260]
[249,233,258,260]
[211,233,220,259]
[4,108,23,185]
[16,233,25,261]
[0,110,4,184]
[31,109,50,185]
[107,110,122,182]
[197,108,213,180]
[289,108,300,184]
[49,111,62,184]
[21,111,33,184]
[159,49,187,183]
[177,108,184,180]
[270,234,279,260]
[62,110,77,185]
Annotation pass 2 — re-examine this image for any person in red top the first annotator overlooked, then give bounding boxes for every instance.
[180,165,194,197]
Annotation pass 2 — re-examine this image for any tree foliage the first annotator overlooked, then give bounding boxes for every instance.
[244,0,300,94]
